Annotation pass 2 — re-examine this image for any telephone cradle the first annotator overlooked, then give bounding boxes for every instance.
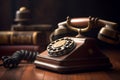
[34,37,112,73]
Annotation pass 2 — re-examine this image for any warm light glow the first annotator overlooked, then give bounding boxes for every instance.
[19,7,27,11]
[34,61,59,69]
[71,18,89,23]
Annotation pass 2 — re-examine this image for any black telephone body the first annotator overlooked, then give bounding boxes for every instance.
[34,37,112,73]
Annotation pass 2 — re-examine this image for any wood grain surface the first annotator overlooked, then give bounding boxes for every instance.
[0,49,120,80]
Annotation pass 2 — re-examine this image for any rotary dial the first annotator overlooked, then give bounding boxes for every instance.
[47,37,76,57]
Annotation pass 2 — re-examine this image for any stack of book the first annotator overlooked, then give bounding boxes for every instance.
[0,24,52,58]
[0,7,53,58]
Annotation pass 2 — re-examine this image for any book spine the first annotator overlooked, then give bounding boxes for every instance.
[0,31,46,45]
[0,45,45,58]
[11,24,52,31]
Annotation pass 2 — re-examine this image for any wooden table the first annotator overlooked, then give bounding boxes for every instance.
[0,48,120,80]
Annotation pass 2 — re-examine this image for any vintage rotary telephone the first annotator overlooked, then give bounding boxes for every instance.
[34,16,119,73]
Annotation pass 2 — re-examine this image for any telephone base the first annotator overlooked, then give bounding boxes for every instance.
[34,57,112,73]
[34,38,112,73]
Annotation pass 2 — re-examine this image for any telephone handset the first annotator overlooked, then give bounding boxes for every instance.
[50,16,119,45]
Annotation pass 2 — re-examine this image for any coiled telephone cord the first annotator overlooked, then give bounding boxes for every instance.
[0,50,39,69]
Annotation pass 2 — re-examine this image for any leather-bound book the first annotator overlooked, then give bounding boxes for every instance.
[0,31,46,45]
[11,24,52,31]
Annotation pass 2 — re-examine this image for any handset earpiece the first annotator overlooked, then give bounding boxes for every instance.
[98,24,119,44]
[98,24,120,44]
[49,22,69,42]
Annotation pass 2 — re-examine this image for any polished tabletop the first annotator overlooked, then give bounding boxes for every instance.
[0,48,120,80]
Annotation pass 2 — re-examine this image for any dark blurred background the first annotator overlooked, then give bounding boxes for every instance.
[0,0,119,30]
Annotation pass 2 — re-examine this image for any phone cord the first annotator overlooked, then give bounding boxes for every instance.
[0,50,39,69]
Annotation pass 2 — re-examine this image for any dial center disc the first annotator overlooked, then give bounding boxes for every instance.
[53,40,66,48]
